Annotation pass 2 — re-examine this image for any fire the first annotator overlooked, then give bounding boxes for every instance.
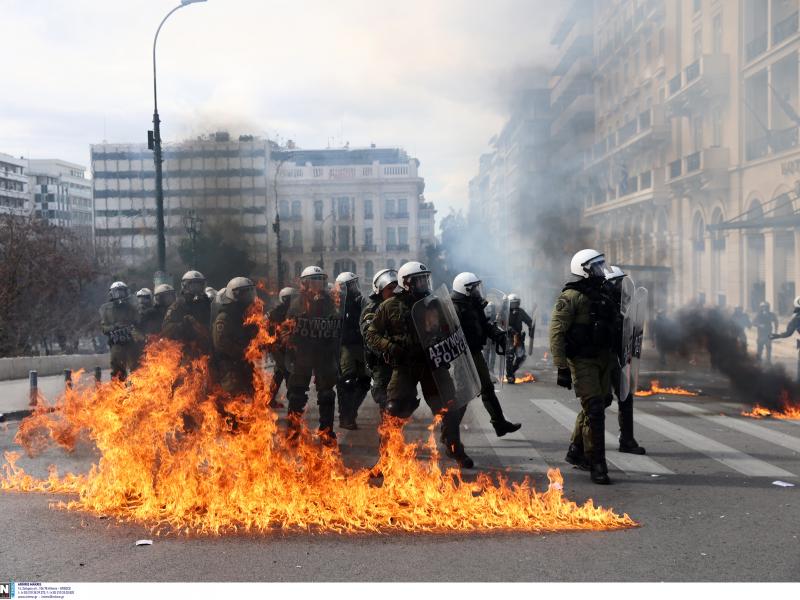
[514,372,536,384]
[635,380,699,397]
[0,298,635,535]
[742,392,800,420]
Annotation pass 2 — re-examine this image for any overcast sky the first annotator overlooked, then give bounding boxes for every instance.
[0,0,559,219]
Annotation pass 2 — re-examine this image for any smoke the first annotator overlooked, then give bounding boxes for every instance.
[661,306,798,410]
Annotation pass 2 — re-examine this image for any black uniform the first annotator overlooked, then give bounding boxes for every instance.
[753,307,778,362]
[772,308,800,381]
[138,306,163,336]
[452,291,521,436]
[267,301,291,403]
[506,306,533,380]
[337,290,370,428]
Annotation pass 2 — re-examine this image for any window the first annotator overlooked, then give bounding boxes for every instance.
[693,0,701,13]
[314,200,323,221]
[364,261,374,281]
[693,29,703,60]
[279,199,289,218]
[713,13,723,53]
[693,115,704,151]
[386,227,397,247]
[384,198,396,215]
[336,197,350,219]
[294,262,303,277]
[291,200,301,218]
[364,227,373,246]
[398,227,408,246]
[364,198,373,219]
[292,229,303,248]
[314,228,323,248]
[337,225,350,250]
[397,198,407,215]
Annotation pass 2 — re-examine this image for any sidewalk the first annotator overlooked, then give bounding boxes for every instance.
[0,371,108,416]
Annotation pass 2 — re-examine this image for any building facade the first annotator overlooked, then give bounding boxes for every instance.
[91,133,270,266]
[270,146,434,285]
[27,159,93,238]
[0,152,30,216]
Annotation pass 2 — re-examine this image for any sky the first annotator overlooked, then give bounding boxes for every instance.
[0,0,560,220]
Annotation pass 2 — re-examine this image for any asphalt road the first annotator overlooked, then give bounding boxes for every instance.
[0,354,798,582]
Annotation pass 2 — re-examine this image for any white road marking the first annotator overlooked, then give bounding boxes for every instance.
[530,398,674,475]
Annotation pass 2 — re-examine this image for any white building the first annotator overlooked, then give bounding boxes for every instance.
[27,159,93,238]
[0,152,30,216]
[270,145,434,284]
[91,132,270,265]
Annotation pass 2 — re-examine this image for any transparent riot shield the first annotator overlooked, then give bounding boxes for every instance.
[487,288,509,385]
[412,284,481,410]
[285,287,344,372]
[618,276,636,401]
[630,286,648,396]
[527,302,539,356]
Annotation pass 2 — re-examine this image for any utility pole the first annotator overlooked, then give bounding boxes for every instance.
[272,153,290,288]
[184,210,203,269]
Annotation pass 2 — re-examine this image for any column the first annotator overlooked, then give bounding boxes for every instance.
[764,230,776,310]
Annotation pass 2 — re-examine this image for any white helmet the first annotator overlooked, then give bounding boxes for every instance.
[570,249,607,279]
[372,268,398,295]
[453,272,483,298]
[181,270,206,297]
[205,286,217,300]
[279,287,296,303]
[335,271,358,285]
[136,287,153,307]
[397,261,432,296]
[507,293,520,309]
[301,265,326,280]
[154,283,176,307]
[109,281,129,301]
[794,296,800,309]
[606,265,625,280]
[224,276,256,305]
[136,287,153,298]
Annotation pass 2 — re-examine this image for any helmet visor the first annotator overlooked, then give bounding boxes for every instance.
[374,270,398,293]
[137,295,153,308]
[304,275,326,293]
[184,279,206,296]
[235,286,257,305]
[156,291,176,306]
[110,287,128,301]
[407,273,432,296]
[466,281,484,300]
[585,258,609,279]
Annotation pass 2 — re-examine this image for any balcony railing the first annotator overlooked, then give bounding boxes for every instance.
[361,244,377,252]
[668,74,682,95]
[640,170,652,189]
[746,32,768,62]
[386,244,409,252]
[773,11,799,46]
[384,211,410,219]
[771,125,800,153]
[617,120,638,145]
[685,59,700,84]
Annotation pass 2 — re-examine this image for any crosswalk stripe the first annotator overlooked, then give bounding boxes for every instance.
[530,398,674,475]
[662,402,800,454]
[466,402,550,474]
[626,405,796,478]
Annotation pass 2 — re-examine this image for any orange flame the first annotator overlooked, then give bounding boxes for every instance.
[742,392,800,420]
[0,300,635,535]
[635,380,699,397]
[514,372,536,384]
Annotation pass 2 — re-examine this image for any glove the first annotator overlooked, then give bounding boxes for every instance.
[557,367,572,390]
[769,333,779,340]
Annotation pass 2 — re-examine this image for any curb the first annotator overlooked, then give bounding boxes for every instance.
[0,409,33,423]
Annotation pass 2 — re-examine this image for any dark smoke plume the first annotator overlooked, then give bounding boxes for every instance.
[663,306,799,410]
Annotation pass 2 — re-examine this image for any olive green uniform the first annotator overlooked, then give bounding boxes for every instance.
[549,281,615,460]
[212,302,258,396]
[100,299,142,380]
[138,306,163,336]
[162,295,212,356]
[364,292,465,454]
[360,295,392,410]
[285,290,341,434]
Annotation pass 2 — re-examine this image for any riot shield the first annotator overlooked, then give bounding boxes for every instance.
[285,288,344,372]
[412,284,481,410]
[618,276,636,401]
[527,302,539,356]
[487,288,509,385]
[629,286,648,396]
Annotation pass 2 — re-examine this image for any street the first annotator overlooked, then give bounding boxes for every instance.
[0,352,797,582]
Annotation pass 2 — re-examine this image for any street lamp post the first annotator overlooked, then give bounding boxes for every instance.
[150,0,207,284]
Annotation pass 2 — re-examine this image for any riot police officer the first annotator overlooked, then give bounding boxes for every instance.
[549,249,617,485]
[771,296,800,381]
[162,270,212,355]
[212,277,259,397]
[152,284,176,328]
[606,266,645,455]
[99,281,142,380]
[452,272,521,437]
[136,288,163,336]
[335,272,371,430]
[753,302,778,362]
[505,294,534,383]
[360,268,398,412]
[267,286,295,406]
[285,266,342,445]
[365,261,474,468]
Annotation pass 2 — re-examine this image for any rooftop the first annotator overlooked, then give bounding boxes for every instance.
[272,147,413,166]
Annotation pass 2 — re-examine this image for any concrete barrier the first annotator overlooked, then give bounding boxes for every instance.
[0,354,110,381]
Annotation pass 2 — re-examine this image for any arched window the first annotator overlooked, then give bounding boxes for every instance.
[364,260,375,281]
[334,259,356,277]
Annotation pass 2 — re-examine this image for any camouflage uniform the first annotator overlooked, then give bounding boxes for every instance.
[212,302,258,396]
[100,299,142,380]
[360,294,392,410]
[549,279,616,464]
[138,306,163,336]
[285,289,341,436]
[337,290,371,427]
[162,295,212,356]
[364,292,466,458]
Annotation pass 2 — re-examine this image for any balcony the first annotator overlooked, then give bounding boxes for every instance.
[584,168,666,218]
[773,11,799,46]
[666,147,730,192]
[386,244,409,252]
[551,93,594,139]
[746,126,800,161]
[384,211,409,220]
[361,244,377,252]
[665,54,730,115]
[585,106,668,167]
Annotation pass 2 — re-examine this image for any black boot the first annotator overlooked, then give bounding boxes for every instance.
[587,396,611,485]
[317,390,338,447]
[442,408,474,468]
[565,442,590,470]
[445,442,474,469]
[483,396,522,437]
[618,395,646,454]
